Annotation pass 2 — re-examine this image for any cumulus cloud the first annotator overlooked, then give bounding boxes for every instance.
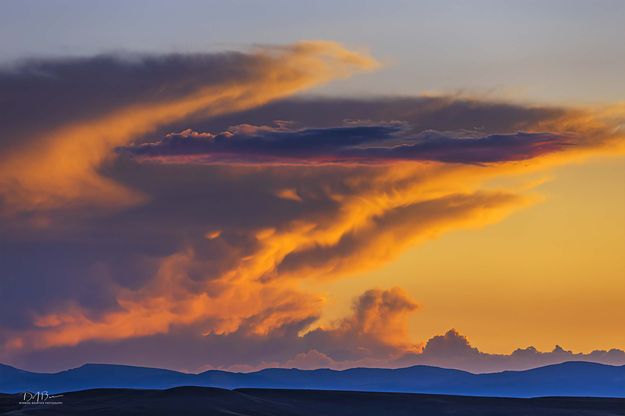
[421,329,479,357]
[7,289,624,374]
[301,288,420,361]
[395,329,625,373]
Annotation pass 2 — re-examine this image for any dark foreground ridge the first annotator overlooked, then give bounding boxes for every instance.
[1,387,624,416]
[2,361,625,398]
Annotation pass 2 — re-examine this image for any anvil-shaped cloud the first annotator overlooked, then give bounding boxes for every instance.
[0,43,623,373]
[0,41,376,215]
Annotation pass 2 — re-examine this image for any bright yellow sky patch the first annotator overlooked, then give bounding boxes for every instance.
[318,156,625,353]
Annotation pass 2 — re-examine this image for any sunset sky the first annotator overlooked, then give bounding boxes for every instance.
[1,0,624,373]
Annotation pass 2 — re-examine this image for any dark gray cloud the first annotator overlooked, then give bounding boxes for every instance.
[394,329,625,374]
[0,52,268,152]
[119,124,571,165]
[157,96,566,136]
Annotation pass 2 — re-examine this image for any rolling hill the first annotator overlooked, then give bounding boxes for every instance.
[1,387,624,416]
[1,361,624,397]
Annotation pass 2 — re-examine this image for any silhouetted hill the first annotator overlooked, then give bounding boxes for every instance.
[1,387,624,416]
[1,361,623,398]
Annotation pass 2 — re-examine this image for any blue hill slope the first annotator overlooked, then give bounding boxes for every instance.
[1,361,623,397]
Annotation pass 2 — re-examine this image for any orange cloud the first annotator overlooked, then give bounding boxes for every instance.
[326,287,419,350]
[6,248,322,351]
[1,56,624,364]
[0,41,377,217]
[0,162,529,352]
[5,118,622,353]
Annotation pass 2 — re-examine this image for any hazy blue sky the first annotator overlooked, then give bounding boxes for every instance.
[2,0,624,104]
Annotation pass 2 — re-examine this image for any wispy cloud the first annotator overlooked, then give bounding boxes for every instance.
[0,41,376,215]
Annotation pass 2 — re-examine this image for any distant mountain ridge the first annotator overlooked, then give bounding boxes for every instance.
[1,361,623,398]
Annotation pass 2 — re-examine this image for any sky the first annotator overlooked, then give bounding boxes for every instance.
[0,1,624,373]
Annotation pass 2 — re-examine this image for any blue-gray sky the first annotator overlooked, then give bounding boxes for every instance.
[2,0,624,104]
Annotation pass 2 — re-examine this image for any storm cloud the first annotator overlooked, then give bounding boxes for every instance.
[1,43,623,374]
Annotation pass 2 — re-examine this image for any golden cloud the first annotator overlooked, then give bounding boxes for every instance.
[0,41,377,217]
[1,46,624,361]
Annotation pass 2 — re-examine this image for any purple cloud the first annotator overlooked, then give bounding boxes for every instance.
[119,124,573,165]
